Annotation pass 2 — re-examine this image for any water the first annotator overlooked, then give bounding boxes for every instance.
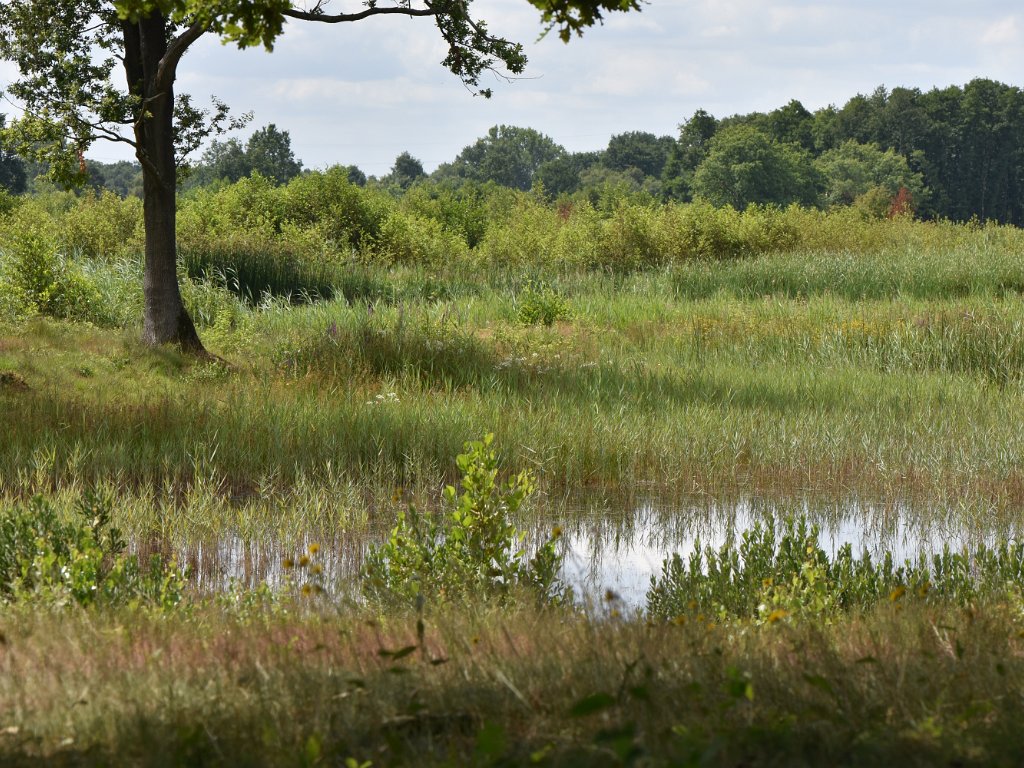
[554,495,1004,609]
[157,492,1021,611]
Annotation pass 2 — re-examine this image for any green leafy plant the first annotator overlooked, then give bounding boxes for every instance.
[0,204,102,321]
[516,279,572,326]
[363,434,569,607]
[647,515,1024,623]
[0,493,186,609]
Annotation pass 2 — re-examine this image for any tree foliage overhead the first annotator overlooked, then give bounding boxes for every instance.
[526,0,644,41]
[0,0,643,349]
[0,116,27,195]
[0,1,539,186]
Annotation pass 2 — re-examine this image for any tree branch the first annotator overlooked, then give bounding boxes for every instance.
[2,91,139,150]
[283,5,436,23]
[156,20,207,92]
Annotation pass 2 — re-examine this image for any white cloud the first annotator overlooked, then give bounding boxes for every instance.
[981,15,1020,45]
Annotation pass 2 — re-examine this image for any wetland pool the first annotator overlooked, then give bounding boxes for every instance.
[164,493,1022,611]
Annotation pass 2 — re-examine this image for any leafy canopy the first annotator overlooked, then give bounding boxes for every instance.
[526,0,644,41]
[1,0,641,187]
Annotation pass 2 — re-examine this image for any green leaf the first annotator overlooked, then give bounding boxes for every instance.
[475,721,507,758]
[569,691,616,717]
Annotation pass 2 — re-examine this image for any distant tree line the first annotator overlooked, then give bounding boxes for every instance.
[3,78,1023,224]
[666,78,1024,224]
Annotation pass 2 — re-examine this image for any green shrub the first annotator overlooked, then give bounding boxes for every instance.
[399,181,488,248]
[363,435,568,607]
[477,197,560,268]
[61,190,143,259]
[281,167,390,248]
[368,210,469,267]
[661,201,745,260]
[0,189,20,216]
[0,493,186,609]
[515,280,572,326]
[647,515,1024,624]
[0,204,103,321]
[549,201,602,267]
[597,201,665,269]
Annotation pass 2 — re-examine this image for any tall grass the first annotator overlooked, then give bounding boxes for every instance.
[3,182,1024,531]
[2,602,1024,765]
[5,183,1024,763]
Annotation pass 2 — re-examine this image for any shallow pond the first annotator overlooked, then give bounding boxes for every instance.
[160,492,1023,611]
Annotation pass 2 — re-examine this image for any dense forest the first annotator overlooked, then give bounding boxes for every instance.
[3,78,1024,225]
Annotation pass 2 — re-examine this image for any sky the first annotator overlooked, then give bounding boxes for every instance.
[3,1,1024,176]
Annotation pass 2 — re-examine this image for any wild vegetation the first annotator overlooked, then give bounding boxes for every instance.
[12,77,1023,230]
[4,170,1024,763]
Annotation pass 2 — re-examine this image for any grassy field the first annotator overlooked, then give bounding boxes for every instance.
[4,189,1024,763]
[5,247,1024,529]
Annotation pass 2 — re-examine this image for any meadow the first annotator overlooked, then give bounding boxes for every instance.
[3,177,1024,764]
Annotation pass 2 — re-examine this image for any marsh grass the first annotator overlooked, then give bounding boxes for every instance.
[7,244,1024,528]
[6,196,1024,762]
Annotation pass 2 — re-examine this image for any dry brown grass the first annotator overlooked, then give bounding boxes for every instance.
[1,602,1023,766]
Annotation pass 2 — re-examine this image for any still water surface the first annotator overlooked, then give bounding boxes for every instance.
[169,494,1019,611]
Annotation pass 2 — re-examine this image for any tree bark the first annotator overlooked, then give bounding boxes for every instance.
[124,13,205,353]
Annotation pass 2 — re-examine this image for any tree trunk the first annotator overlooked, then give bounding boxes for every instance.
[124,14,205,353]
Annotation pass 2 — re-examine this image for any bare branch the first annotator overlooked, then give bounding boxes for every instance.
[283,4,436,23]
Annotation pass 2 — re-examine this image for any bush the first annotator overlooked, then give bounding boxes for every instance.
[61,190,143,259]
[368,210,470,267]
[661,201,744,260]
[0,493,185,609]
[281,167,390,248]
[597,201,665,269]
[477,196,561,268]
[399,181,488,248]
[516,280,572,326]
[0,189,20,216]
[0,203,103,322]
[363,435,568,607]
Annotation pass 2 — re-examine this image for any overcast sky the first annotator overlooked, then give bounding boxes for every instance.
[4,1,1024,175]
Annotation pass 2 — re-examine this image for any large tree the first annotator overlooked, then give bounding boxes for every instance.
[434,124,566,191]
[0,0,640,352]
[0,115,27,195]
[691,124,821,210]
[661,109,717,201]
[815,139,927,209]
[603,131,675,178]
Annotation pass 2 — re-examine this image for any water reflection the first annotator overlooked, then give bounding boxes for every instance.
[149,493,1023,611]
[552,495,1013,610]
